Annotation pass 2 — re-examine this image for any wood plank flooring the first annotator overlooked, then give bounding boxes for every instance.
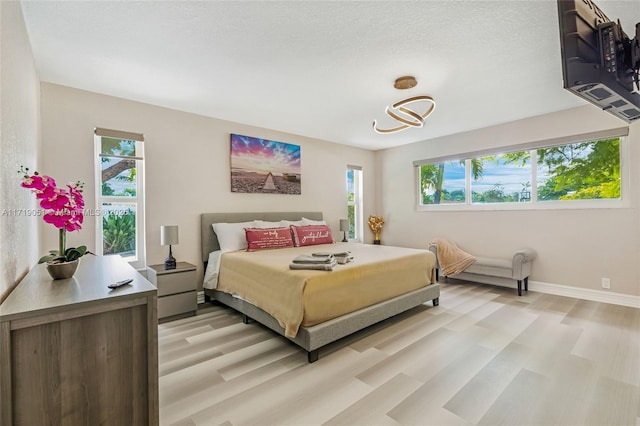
[158,282,640,426]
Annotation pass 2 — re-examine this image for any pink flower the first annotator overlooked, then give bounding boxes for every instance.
[68,185,85,209]
[20,167,84,232]
[43,212,68,228]
[21,174,57,192]
[21,175,44,190]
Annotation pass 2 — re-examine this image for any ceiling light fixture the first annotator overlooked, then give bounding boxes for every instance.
[373,76,436,134]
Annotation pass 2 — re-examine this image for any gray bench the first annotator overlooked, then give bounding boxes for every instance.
[428,245,536,296]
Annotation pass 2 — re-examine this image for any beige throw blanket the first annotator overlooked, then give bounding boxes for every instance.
[429,238,476,276]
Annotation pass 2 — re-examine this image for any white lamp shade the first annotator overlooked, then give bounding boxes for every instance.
[339,219,349,232]
[160,225,179,246]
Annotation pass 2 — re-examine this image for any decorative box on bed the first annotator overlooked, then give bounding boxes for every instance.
[200,212,440,363]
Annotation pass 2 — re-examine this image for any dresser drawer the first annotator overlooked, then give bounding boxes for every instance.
[155,269,196,296]
[158,291,196,318]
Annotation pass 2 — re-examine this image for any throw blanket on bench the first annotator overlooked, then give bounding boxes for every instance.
[428,238,476,276]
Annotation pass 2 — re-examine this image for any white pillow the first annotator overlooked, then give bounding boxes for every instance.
[212,221,256,252]
[280,219,305,227]
[302,217,326,225]
[253,220,285,228]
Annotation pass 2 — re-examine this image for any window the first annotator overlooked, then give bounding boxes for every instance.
[347,165,363,241]
[471,152,531,204]
[416,133,624,210]
[94,128,145,269]
[420,161,466,205]
[537,138,620,201]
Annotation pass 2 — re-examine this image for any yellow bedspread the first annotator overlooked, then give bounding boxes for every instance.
[217,242,436,338]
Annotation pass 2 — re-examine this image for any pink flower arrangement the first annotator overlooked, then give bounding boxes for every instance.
[19,166,88,264]
[20,167,84,231]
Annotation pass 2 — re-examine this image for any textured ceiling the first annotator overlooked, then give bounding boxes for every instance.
[19,1,640,150]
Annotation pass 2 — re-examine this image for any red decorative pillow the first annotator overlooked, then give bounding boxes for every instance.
[291,225,334,247]
[245,227,294,251]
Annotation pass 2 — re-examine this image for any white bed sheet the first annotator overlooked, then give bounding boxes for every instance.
[203,250,222,289]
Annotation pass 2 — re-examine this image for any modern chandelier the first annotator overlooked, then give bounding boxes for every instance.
[373,76,436,134]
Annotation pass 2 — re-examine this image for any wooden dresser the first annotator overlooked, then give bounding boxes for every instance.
[0,255,159,425]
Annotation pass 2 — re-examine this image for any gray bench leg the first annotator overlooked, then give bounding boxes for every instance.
[517,278,529,296]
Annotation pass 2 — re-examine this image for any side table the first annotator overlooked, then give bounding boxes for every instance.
[147,262,197,321]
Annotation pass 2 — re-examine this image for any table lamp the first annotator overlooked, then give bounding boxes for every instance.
[339,219,349,242]
[160,225,178,269]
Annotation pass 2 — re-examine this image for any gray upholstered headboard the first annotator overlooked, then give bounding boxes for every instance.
[200,211,323,263]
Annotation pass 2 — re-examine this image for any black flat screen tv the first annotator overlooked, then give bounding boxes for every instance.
[557,0,640,122]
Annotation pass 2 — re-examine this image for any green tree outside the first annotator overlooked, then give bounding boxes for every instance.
[103,209,136,256]
[537,138,620,200]
[101,138,137,197]
[420,138,619,204]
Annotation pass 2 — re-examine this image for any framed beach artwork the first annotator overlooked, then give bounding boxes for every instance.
[230,134,301,194]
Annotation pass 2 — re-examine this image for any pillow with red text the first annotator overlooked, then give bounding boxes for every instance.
[245,227,294,251]
[290,225,334,247]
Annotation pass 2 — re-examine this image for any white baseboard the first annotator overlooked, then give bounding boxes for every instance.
[444,275,640,308]
[197,290,205,305]
[529,280,640,308]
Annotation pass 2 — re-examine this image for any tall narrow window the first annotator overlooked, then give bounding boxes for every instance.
[347,165,363,242]
[94,128,145,269]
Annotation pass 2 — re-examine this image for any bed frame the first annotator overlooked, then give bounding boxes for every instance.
[200,212,440,363]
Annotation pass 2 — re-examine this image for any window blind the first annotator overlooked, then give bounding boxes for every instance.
[94,127,144,142]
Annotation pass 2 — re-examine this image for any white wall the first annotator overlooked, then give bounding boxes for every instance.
[377,105,640,297]
[40,83,377,284]
[0,1,41,302]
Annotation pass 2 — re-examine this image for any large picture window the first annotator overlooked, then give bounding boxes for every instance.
[94,128,145,269]
[417,134,623,210]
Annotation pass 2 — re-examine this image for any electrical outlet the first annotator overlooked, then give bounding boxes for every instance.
[602,278,611,289]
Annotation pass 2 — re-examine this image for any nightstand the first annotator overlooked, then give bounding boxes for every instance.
[147,262,197,321]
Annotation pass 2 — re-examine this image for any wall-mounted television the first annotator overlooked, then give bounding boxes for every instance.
[557,0,640,122]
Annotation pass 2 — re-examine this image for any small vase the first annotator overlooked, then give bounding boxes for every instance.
[46,259,80,280]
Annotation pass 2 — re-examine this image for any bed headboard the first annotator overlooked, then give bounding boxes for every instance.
[200,211,323,263]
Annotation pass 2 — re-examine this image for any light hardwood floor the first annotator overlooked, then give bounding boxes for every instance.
[158,282,640,426]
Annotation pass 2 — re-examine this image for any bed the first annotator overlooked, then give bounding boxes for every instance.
[200,212,440,362]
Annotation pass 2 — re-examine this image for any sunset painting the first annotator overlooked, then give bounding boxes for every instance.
[230,134,301,194]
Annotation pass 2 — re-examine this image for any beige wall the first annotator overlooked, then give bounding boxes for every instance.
[40,83,377,283]
[0,1,41,302]
[377,105,640,297]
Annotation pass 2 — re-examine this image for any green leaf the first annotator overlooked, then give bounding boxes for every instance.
[62,246,88,261]
[38,254,57,264]
[66,249,82,261]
